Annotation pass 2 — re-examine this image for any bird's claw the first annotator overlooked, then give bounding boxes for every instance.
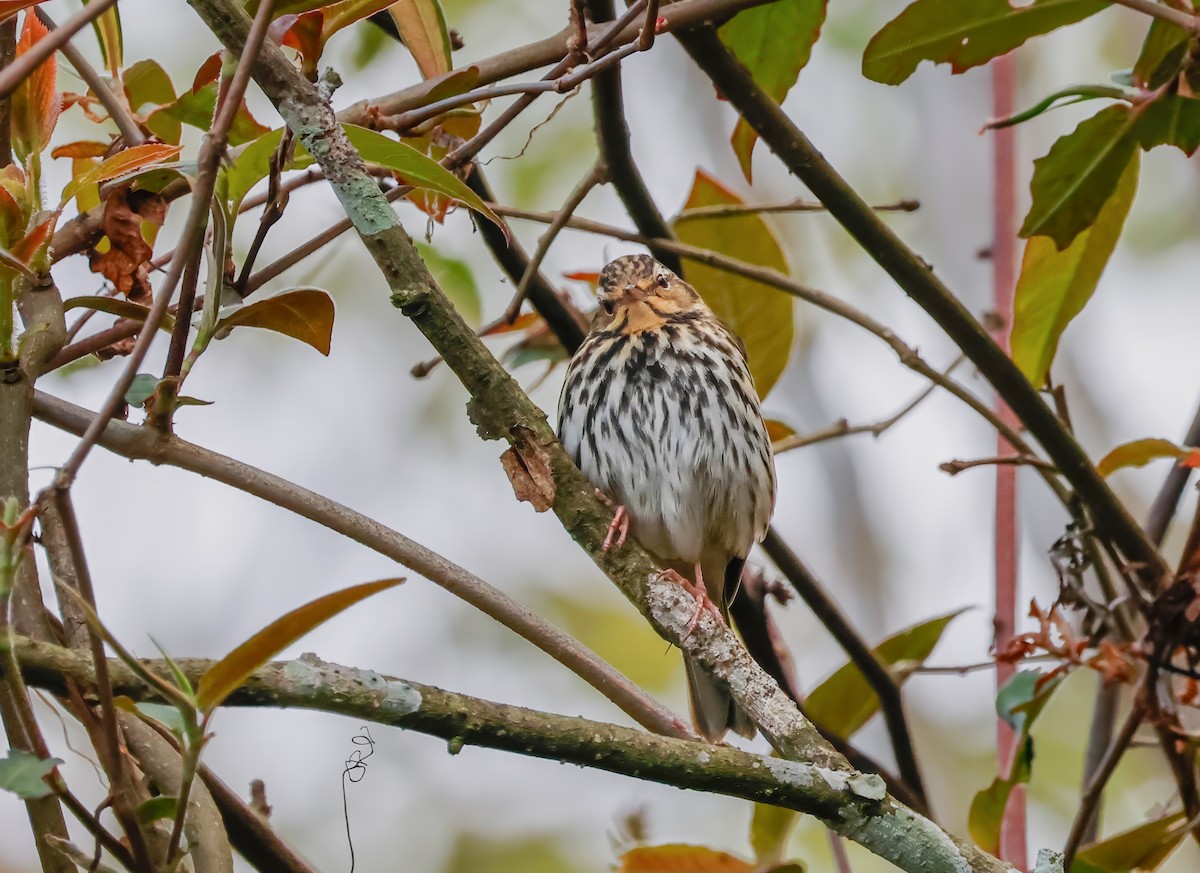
[658,568,724,638]
[595,489,630,551]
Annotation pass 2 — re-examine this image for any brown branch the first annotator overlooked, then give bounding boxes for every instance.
[0,0,118,98]
[31,389,691,740]
[1108,0,1198,31]
[677,197,920,219]
[671,26,1169,589]
[939,454,1058,476]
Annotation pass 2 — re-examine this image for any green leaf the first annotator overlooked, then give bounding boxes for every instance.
[1072,811,1189,873]
[995,669,1062,732]
[1019,104,1139,249]
[749,799,798,865]
[216,287,335,355]
[672,170,793,397]
[132,702,187,735]
[0,749,60,799]
[416,243,479,325]
[60,142,183,207]
[85,0,122,78]
[64,296,177,333]
[863,0,1106,85]
[1096,437,1192,477]
[225,124,502,228]
[1133,18,1188,90]
[1010,151,1137,387]
[805,609,965,737]
[719,0,826,182]
[135,795,178,825]
[196,577,404,711]
[968,736,1033,854]
[147,81,268,148]
[388,0,453,79]
[1135,95,1200,156]
[124,373,159,407]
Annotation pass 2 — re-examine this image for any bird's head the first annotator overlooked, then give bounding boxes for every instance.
[594,254,703,334]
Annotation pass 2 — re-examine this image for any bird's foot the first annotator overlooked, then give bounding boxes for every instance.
[594,488,630,551]
[658,567,724,638]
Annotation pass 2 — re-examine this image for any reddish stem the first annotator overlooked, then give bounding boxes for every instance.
[991,52,1026,870]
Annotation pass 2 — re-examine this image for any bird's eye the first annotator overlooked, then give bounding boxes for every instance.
[601,299,616,316]
[655,273,670,289]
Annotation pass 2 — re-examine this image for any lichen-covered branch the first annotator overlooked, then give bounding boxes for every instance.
[11,636,1017,873]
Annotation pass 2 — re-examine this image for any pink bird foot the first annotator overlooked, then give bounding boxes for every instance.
[659,564,724,638]
[594,488,630,551]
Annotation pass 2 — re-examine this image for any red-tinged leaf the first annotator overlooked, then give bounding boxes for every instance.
[480,311,542,336]
[195,577,404,711]
[279,11,325,74]
[192,52,222,94]
[617,845,754,873]
[84,0,122,78]
[0,165,28,243]
[216,287,335,355]
[805,609,965,737]
[388,0,453,80]
[1096,438,1190,477]
[0,245,34,277]
[1074,811,1188,873]
[1135,94,1200,156]
[720,0,825,181]
[563,270,600,286]
[1010,153,1137,387]
[863,0,1106,85]
[0,2,48,23]
[322,0,402,42]
[11,11,59,159]
[148,81,269,147]
[1019,104,1140,250]
[9,211,55,269]
[63,295,176,332]
[673,171,793,397]
[1181,449,1200,469]
[61,143,182,206]
[51,140,109,159]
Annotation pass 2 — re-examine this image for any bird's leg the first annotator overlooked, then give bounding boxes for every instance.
[593,488,630,551]
[659,563,724,638]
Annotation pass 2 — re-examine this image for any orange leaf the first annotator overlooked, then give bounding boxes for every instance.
[618,845,754,873]
[195,577,404,712]
[191,51,222,94]
[0,2,46,25]
[480,311,542,336]
[12,10,59,158]
[216,287,335,355]
[51,140,109,159]
[10,211,56,267]
[1182,449,1200,468]
[61,142,182,205]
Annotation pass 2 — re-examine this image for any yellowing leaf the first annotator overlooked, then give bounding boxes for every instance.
[85,0,122,78]
[1074,812,1188,873]
[805,609,964,737]
[11,10,59,160]
[749,800,797,865]
[673,170,793,397]
[60,142,182,206]
[388,0,453,80]
[720,0,825,181]
[1011,152,1137,388]
[618,845,754,873]
[763,419,796,442]
[196,577,404,711]
[217,287,335,355]
[1096,437,1191,477]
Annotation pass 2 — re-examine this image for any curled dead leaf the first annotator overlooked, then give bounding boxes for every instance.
[500,427,556,512]
[88,186,166,304]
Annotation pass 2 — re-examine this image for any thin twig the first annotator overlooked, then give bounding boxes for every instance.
[1145,399,1200,547]
[638,0,661,50]
[760,529,928,812]
[774,357,961,454]
[506,161,606,322]
[0,0,118,98]
[939,454,1058,476]
[36,8,144,147]
[677,198,920,219]
[1062,697,1148,869]
[1108,0,1199,31]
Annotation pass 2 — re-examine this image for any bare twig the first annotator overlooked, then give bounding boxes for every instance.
[677,198,920,219]
[506,161,607,322]
[939,455,1058,476]
[773,358,961,454]
[1145,399,1200,548]
[0,0,118,98]
[36,8,144,147]
[638,0,661,50]
[1108,0,1199,31]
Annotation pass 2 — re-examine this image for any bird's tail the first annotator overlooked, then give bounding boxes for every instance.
[685,655,755,742]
